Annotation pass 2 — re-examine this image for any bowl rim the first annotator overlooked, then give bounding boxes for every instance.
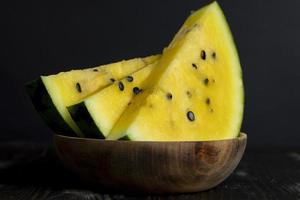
[54,132,247,144]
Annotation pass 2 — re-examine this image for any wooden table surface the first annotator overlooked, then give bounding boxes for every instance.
[0,142,299,200]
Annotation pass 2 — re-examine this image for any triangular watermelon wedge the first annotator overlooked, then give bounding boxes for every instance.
[108,2,244,141]
[26,55,159,137]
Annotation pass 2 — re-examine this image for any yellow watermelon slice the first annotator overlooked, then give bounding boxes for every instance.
[108,2,244,141]
[26,55,159,137]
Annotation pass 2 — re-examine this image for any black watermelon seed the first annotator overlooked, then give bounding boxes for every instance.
[187,111,195,121]
[192,63,198,69]
[128,102,132,106]
[133,87,142,95]
[166,93,173,100]
[76,82,82,93]
[93,69,98,72]
[203,78,209,86]
[110,78,115,83]
[126,76,134,82]
[201,50,206,60]
[206,98,210,105]
[185,28,192,34]
[118,81,124,91]
[212,52,216,59]
[186,91,192,97]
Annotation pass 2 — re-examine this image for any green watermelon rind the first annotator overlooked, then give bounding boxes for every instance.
[26,78,78,137]
[67,102,105,139]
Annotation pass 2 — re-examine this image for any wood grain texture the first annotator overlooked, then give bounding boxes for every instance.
[54,133,247,193]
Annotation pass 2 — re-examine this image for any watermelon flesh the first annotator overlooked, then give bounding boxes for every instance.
[68,62,157,138]
[107,2,244,141]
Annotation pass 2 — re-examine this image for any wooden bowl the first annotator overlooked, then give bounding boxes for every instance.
[54,133,247,194]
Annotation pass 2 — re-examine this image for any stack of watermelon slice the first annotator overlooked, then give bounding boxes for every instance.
[26,1,244,141]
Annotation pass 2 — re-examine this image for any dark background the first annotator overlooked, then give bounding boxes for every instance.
[1,0,299,148]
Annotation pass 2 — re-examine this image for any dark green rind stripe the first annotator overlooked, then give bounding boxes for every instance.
[119,135,131,140]
[68,102,105,139]
[25,77,77,137]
